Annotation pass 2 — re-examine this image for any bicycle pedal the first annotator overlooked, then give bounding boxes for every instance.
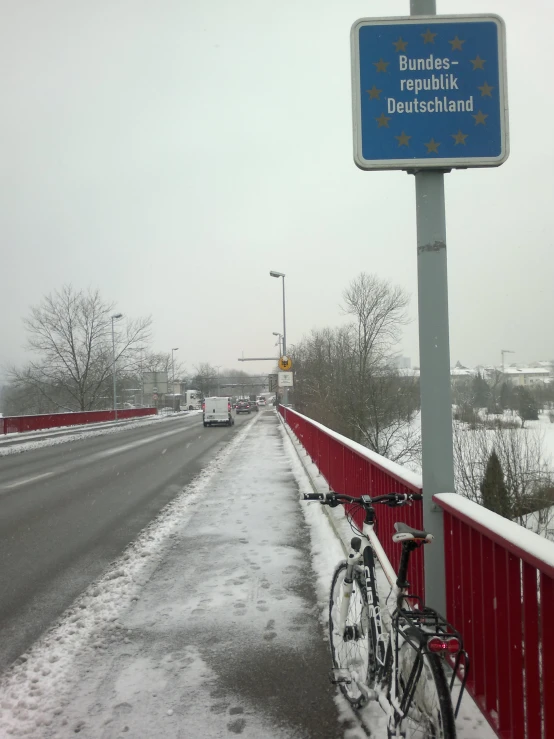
[329,668,352,685]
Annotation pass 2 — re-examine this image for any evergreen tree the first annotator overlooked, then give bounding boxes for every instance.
[480,450,511,518]
[471,372,490,409]
[499,382,513,412]
[514,387,539,423]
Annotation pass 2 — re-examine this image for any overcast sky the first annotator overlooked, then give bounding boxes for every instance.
[1,0,552,380]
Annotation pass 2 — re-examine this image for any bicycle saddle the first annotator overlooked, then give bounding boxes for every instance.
[392,522,434,543]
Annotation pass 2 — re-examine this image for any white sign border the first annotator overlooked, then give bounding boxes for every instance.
[351,14,509,171]
[278,371,294,387]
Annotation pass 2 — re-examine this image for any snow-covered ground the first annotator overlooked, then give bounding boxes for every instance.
[0,413,346,738]
[404,409,554,540]
[0,410,495,738]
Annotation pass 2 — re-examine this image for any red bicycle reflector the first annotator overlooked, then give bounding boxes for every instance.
[427,637,444,653]
[446,637,461,654]
[427,636,460,654]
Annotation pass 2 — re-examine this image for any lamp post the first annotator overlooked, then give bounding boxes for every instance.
[139,346,145,407]
[111,313,123,419]
[171,347,179,412]
[270,270,288,406]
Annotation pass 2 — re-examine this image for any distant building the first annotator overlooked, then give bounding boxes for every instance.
[392,356,411,369]
[500,367,550,386]
[450,361,475,384]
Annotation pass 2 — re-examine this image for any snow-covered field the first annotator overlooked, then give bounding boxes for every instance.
[403,409,554,540]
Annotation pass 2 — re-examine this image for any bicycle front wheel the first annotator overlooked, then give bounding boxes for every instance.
[393,629,456,739]
[329,562,372,707]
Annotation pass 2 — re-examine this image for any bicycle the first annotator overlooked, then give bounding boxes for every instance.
[303,491,469,739]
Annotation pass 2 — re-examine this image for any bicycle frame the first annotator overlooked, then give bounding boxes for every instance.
[338,512,468,730]
[338,516,406,716]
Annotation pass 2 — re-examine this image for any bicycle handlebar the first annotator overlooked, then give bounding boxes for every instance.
[303,491,423,507]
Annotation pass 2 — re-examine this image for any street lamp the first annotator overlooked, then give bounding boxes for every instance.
[269,271,287,358]
[171,347,179,412]
[111,313,123,420]
[270,270,288,406]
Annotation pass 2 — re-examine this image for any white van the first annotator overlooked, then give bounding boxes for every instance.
[203,396,235,427]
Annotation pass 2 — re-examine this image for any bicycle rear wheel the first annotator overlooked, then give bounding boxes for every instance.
[329,562,373,707]
[393,628,456,739]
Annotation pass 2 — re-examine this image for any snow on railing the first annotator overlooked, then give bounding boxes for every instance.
[435,492,554,739]
[279,405,425,597]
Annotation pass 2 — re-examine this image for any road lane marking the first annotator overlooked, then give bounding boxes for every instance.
[0,423,197,491]
[3,472,55,489]
[93,424,193,459]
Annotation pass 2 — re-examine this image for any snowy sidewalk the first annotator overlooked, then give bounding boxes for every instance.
[0,412,356,739]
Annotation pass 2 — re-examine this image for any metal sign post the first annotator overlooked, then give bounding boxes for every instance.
[351,2,508,613]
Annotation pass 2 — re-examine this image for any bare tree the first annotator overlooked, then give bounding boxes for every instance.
[342,272,409,375]
[191,363,218,397]
[293,273,420,466]
[355,369,421,466]
[9,285,151,412]
[453,420,554,527]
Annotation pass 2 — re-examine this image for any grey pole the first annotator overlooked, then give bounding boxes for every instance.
[270,270,289,406]
[410,0,453,615]
[171,348,179,412]
[140,347,144,408]
[111,313,123,420]
[281,276,287,356]
[282,276,289,407]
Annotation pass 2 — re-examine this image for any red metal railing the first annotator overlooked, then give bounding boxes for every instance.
[436,492,554,739]
[0,408,157,435]
[279,406,425,597]
[280,407,554,739]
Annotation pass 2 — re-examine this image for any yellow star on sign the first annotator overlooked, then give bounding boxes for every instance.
[478,81,494,97]
[424,138,441,154]
[375,113,391,128]
[395,131,411,147]
[472,110,488,125]
[373,58,389,73]
[451,130,468,145]
[470,54,486,70]
[449,36,465,51]
[366,85,382,100]
[393,37,408,52]
[421,28,437,44]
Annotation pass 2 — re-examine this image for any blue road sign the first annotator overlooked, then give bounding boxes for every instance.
[351,15,508,170]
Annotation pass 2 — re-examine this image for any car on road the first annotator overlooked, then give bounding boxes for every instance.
[256,396,267,407]
[236,398,255,414]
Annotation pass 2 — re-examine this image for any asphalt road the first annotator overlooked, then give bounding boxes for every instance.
[0,411,255,671]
